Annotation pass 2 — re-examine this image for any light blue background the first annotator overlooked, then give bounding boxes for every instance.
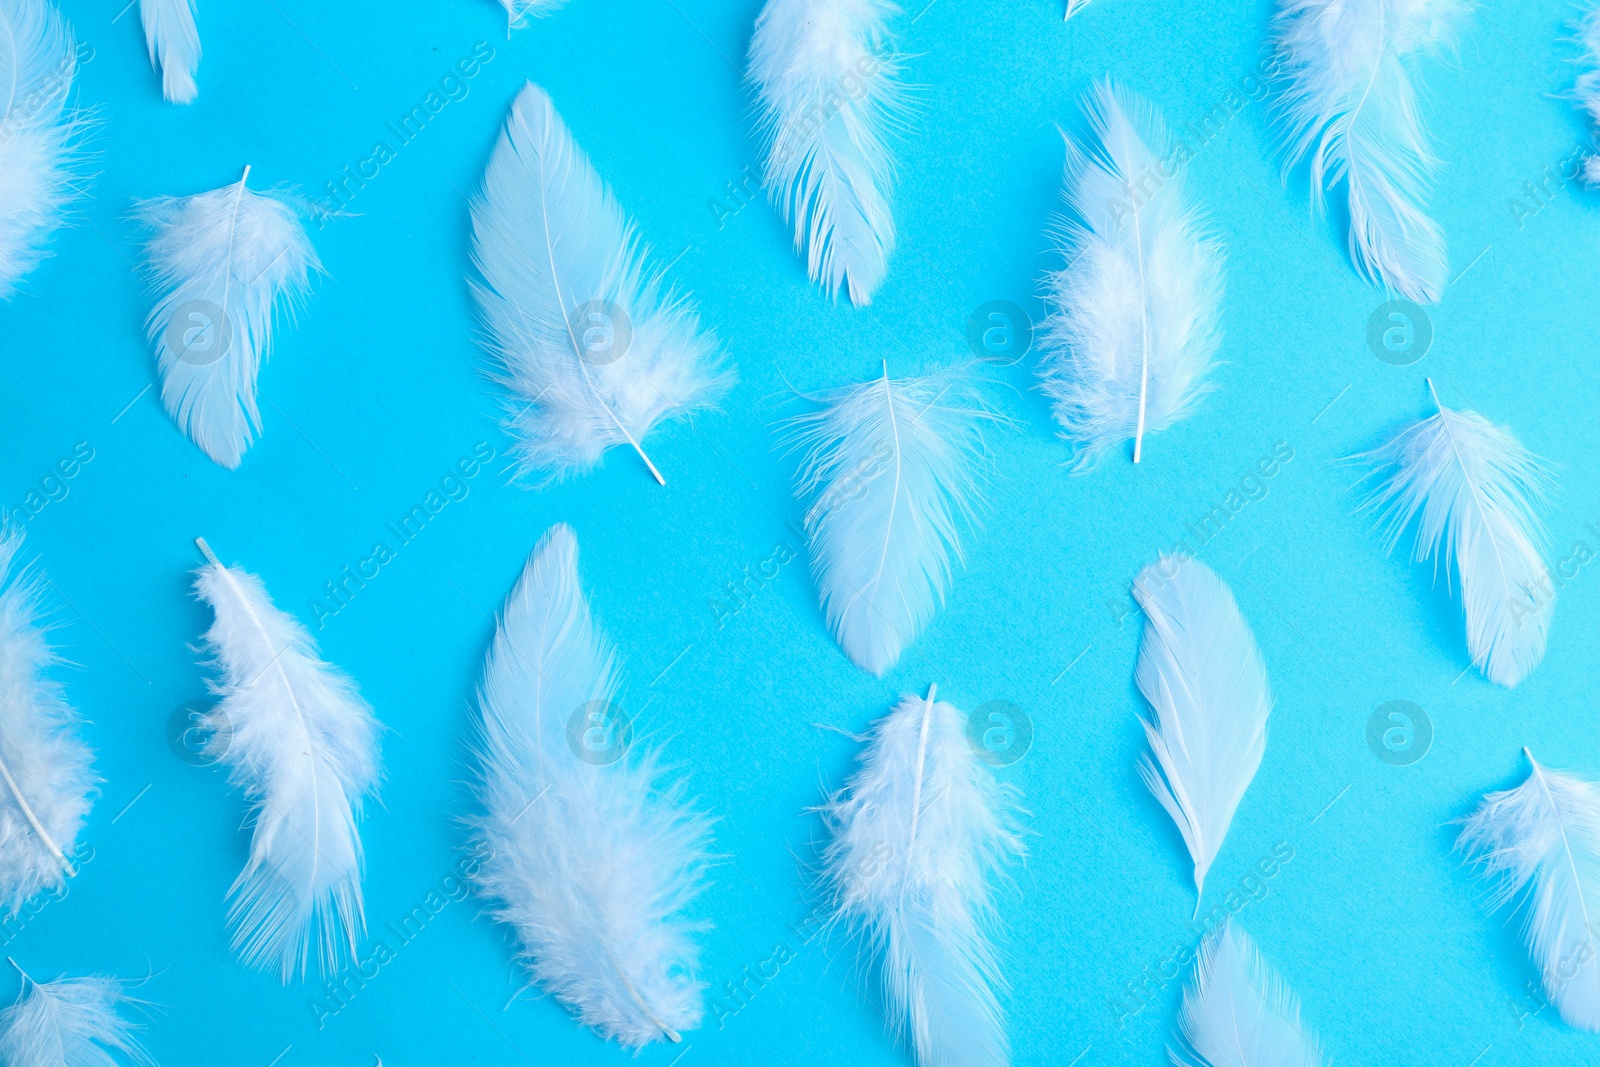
[0,0,1594,1063]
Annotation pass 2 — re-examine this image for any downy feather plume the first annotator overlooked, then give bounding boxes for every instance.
[1172,922,1327,1067]
[747,0,902,305]
[1458,750,1600,1031]
[470,82,730,487]
[1270,0,1465,302]
[192,538,380,982]
[1349,380,1553,688]
[139,0,199,104]
[1134,555,1271,914]
[783,362,1000,677]
[1035,79,1223,469]
[137,167,319,469]
[465,524,710,1049]
[499,0,567,31]
[0,529,92,915]
[0,967,154,1067]
[1575,5,1600,186]
[0,0,87,299]
[819,686,1023,1067]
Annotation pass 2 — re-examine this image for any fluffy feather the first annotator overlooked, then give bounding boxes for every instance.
[783,362,999,676]
[819,686,1023,1067]
[1035,79,1223,469]
[1134,555,1271,913]
[499,0,567,29]
[1270,0,1464,302]
[1172,922,1327,1067]
[0,529,92,915]
[192,539,380,982]
[1576,5,1600,186]
[0,969,154,1067]
[139,0,199,104]
[470,82,730,487]
[747,0,902,305]
[136,167,319,469]
[465,524,710,1049]
[0,0,87,299]
[1458,751,1600,1031]
[1349,381,1553,688]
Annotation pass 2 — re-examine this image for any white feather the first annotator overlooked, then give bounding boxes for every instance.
[136,168,320,470]
[820,686,1023,1067]
[1063,0,1093,18]
[470,82,730,487]
[192,540,380,982]
[0,970,154,1067]
[1270,0,1464,302]
[1458,750,1600,1031]
[747,0,902,305]
[465,524,710,1049]
[1035,79,1223,469]
[499,0,566,27]
[782,362,1000,677]
[1134,555,1271,912]
[1172,922,1327,1067]
[138,0,199,104]
[1576,4,1600,187]
[1350,382,1552,688]
[0,529,92,915]
[0,0,87,300]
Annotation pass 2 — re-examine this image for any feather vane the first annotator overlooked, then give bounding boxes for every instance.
[138,0,199,104]
[0,970,154,1067]
[1172,922,1327,1067]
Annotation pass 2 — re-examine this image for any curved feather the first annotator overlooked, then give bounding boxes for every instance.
[193,542,380,982]
[747,0,901,305]
[1134,555,1271,910]
[1271,0,1464,302]
[1035,79,1223,469]
[1458,751,1600,1031]
[137,169,319,469]
[464,524,710,1049]
[0,529,92,915]
[820,688,1023,1067]
[138,0,199,104]
[0,971,154,1067]
[783,362,999,676]
[1063,0,1093,17]
[1172,922,1327,1067]
[470,82,730,487]
[1350,383,1552,688]
[0,0,86,299]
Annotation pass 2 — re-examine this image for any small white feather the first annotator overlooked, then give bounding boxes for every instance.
[1063,0,1093,18]
[820,686,1023,1067]
[0,969,154,1067]
[747,0,902,305]
[1172,922,1327,1067]
[0,529,92,915]
[1270,0,1465,302]
[1458,750,1600,1031]
[192,540,380,982]
[138,0,199,104]
[1035,79,1223,469]
[1350,381,1553,688]
[499,0,567,28]
[470,82,731,487]
[465,524,710,1049]
[1134,555,1271,913]
[0,0,88,299]
[782,362,1001,676]
[1576,4,1600,186]
[136,168,320,469]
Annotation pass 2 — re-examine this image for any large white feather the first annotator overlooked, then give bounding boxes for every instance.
[1350,382,1552,688]
[747,0,901,305]
[192,539,380,982]
[136,168,320,470]
[1576,5,1600,187]
[1458,750,1600,1031]
[1172,922,1327,1067]
[470,82,730,487]
[1270,0,1464,302]
[0,0,86,300]
[820,686,1023,1067]
[0,969,154,1067]
[465,524,710,1049]
[1035,79,1223,469]
[138,0,199,104]
[0,529,92,915]
[782,362,999,676]
[1134,555,1271,913]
